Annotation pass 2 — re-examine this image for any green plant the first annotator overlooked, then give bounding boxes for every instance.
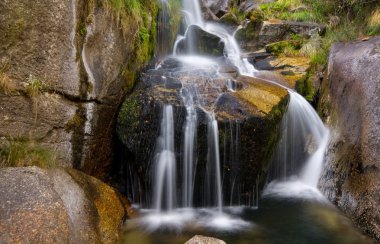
[25,75,48,121]
[0,137,57,168]
[25,75,48,98]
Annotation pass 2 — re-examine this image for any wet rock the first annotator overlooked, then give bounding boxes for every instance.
[0,166,127,243]
[177,25,225,56]
[116,59,288,206]
[185,235,226,244]
[319,36,380,242]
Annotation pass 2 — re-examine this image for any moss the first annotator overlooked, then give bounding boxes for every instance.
[0,137,58,168]
[65,113,86,132]
[266,39,304,56]
[66,168,126,243]
[295,69,316,102]
[117,93,141,143]
[220,13,239,26]
[235,77,288,115]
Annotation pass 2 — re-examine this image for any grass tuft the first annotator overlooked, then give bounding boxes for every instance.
[0,65,16,95]
[0,137,58,168]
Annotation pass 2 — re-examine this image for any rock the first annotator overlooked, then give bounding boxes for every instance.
[0,0,160,175]
[116,58,288,206]
[201,0,220,21]
[319,36,380,242]
[246,50,310,89]
[259,20,326,46]
[220,12,240,27]
[185,235,226,244]
[0,166,127,243]
[0,94,76,166]
[176,25,225,56]
[203,0,230,16]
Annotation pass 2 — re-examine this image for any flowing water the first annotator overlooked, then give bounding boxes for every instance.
[121,0,371,242]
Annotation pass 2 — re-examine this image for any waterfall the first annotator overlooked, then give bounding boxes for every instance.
[149,0,329,216]
[153,105,177,212]
[268,92,329,188]
[206,113,223,212]
[181,87,198,208]
[157,0,171,59]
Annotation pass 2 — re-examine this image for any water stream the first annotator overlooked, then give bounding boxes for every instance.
[122,0,369,242]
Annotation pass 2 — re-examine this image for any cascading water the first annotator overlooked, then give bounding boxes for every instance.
[121,1,372,242]
[181,87,198,208]
[156,0,171,59]
[140,0,330,231]
[205,113,223,212]
[153,105,177,212]
[264,92,330,199]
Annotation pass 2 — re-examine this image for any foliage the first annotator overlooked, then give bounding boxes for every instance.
[0,137,57,168]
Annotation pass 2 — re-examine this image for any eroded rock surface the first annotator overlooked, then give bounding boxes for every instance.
[319,36,380,242]
[0,166,127,243]
[0,0,159,175]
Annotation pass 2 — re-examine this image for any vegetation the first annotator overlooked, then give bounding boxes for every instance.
[0,137,57,168]
[257,0,380,65]
[0,65,16,95]
[25,75,48,98]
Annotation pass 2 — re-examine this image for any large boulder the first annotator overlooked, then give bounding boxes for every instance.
[237,19,325,52]
[319,36,380,242]
[259,20,326,45]
[116,58,288,207]
[0,0,159,175]
[0,166,128,243]
[176,25,225,56]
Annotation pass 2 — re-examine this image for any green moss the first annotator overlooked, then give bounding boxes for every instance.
[65,113,86,132]
[295,70,315,102]
[0,137,58,168]
[117,94,141,143]
[266,39,304,56]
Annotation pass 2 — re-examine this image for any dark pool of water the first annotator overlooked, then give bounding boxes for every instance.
[120,196,373,244]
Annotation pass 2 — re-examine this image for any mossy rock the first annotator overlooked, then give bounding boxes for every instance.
[0,167,127,243]
[116,60,289,206]
[220,12,239,26]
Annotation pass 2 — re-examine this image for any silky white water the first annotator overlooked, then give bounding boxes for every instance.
[153,105,177,212]
[145,0,330,230]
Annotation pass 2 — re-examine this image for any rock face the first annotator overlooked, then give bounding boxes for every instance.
[116,58,288,207]
[0,166,127,243]
[319,36,380,242]
[237,19,325,52]
[0,0,159,175]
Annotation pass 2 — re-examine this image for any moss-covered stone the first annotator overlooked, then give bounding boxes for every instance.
[220,12,239,26]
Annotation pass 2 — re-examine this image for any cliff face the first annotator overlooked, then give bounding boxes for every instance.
[319,36,380,242]
[0,0,158,176]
